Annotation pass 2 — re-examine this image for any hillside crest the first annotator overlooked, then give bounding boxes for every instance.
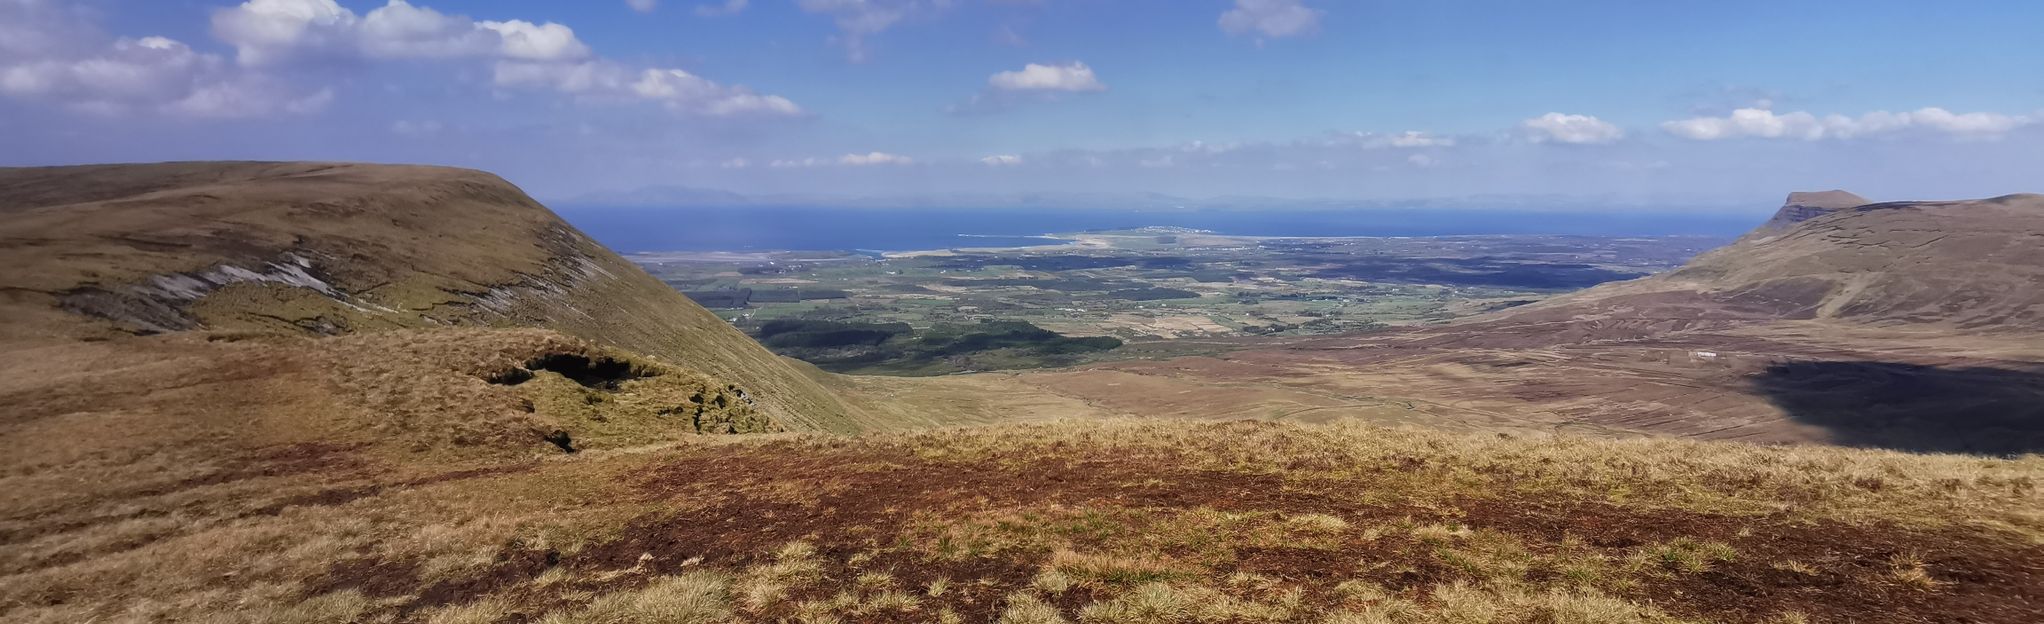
[0,161,859,431]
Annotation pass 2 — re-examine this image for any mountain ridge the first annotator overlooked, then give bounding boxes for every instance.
[0,161,862,432]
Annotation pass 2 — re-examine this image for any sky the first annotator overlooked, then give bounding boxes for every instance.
[3,0,2042,208]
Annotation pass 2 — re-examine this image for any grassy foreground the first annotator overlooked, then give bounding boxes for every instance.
[4,419,2039,624]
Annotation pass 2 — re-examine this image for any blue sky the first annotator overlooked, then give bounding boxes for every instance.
[3,0,2041,208]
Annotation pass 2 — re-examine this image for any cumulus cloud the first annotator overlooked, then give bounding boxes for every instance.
[695,0,750,17]
[212,0,592,66]
[1521,112,1624,145]
[952,61,1104,113]
[204,0,796,116]
[988,61,1105,92]
[797,0,948,61]
[479,20,591,62]
[840,151,913,165]
[980,154,1023,166]
[1662,107,2034,141]
[1219,0,1322,39]
[627,0,659,13]
[0,1,328,118]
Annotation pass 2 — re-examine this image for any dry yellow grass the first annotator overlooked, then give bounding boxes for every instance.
[4,416,2036,623]
[10,163,2043,624]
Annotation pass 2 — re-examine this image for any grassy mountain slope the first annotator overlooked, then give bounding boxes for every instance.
[1494,192,2044,333]
[977,191,2044,454]
[3,419,2037,623]
[3,167,2041,623]
[0,162,858,431]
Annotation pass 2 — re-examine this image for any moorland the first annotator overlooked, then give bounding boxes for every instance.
[1,163,2039,624]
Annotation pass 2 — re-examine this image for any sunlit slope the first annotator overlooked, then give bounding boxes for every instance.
[6,418,2039,623]
[1495,192,2044,333]
[0,162,857,431]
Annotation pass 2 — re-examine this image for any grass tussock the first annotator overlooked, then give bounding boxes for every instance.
[537,572,733,624]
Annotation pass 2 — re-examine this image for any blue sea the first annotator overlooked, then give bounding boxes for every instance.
[556,205,1763,253]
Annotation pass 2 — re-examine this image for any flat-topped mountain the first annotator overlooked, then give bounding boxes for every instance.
[0,162,857,431]
[1757,189,1873,231]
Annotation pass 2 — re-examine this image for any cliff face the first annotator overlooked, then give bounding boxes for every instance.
[1756,190,1872,231]
[0,162,861,431]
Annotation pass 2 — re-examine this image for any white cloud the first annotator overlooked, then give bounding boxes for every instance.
[1219,0,1322,39]
[1406,153,1437,167]
[769,153,911,167]
[1662,107,2034,141]
[0,2,327,119]
[980,154,1023,166]
[627,0,660,13]
[478,20,591,62]
[168,80,333,118]
[354,1,498,59]
[840,151,913,165]
[695,0,750,17]
[213,0,592,65]
[1,0,99,62]
[1387,131,1453,148]
[1521,112,1624,145]
[719,157,750,168]
[204,0,794,115]
[988,61,1106,92]
[796,0,947,62]
[209,0,357,66]
[493,61,800,115]
[1338,130,1455,149]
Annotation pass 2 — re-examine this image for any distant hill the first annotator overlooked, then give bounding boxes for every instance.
[1496,191,2044,333]
[0,162,858,431]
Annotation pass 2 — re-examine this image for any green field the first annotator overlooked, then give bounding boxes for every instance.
[631,229,1724,374]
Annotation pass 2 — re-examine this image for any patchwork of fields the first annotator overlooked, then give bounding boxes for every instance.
[633,229,1725,374]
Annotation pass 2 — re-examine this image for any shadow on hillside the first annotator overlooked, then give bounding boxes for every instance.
[1753,361,2044,456]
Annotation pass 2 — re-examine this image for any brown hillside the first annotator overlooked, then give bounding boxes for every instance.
[0,169,2040,623]
[990,192,2044,455]
[1493,192,2044,333]
[0,161,858,431]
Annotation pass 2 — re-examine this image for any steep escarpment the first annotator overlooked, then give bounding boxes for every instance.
[0,162,858,431]
[1755,189,1872,231]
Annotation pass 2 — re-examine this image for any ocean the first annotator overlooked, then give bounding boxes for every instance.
[556,205,1763,253]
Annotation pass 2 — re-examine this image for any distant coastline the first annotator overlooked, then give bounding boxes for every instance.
[560,204,1758,253]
